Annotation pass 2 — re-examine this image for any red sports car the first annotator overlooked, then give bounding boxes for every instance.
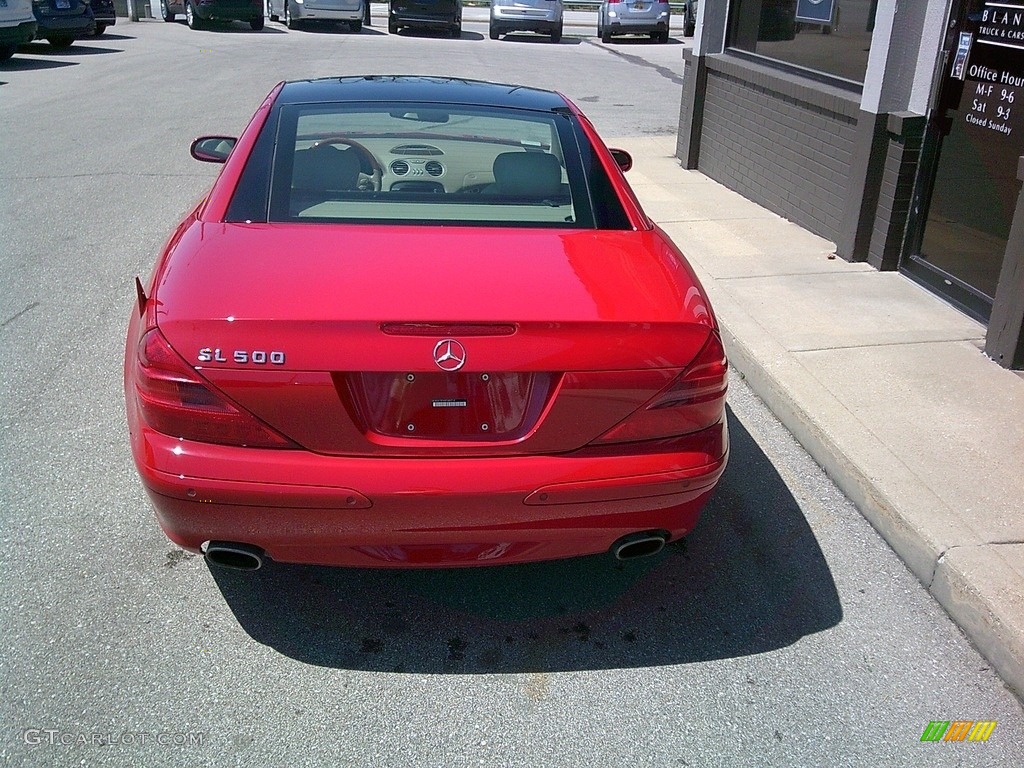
[124,76,728,571]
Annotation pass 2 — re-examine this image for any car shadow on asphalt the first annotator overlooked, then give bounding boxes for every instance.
[211,405,842,673]
[171,21,288,33]
[16,42,122,56]
[292,26,387,35]
[603,37,686,46]
[394,29,485,41]
[499,34,583,46]
[0,56,77,71]
[272,23,380,34]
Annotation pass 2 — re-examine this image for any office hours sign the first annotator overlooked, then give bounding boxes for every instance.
[960,2,1024,142]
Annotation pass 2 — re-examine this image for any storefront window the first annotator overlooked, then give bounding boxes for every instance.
[728,0,877,85]
[903,0,1022,319]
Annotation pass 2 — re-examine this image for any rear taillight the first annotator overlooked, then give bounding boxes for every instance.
[134,329,296,449]
[590,330,727,446]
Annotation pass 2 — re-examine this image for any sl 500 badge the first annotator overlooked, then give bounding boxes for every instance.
[198,348,286,365]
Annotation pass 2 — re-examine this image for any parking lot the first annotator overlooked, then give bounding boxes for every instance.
[3,18,1024,767]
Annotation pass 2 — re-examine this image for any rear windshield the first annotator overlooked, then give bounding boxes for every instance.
[226,101,631,230]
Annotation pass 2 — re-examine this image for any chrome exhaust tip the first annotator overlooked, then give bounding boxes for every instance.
[204,541,264,571]
[611,531,668,561]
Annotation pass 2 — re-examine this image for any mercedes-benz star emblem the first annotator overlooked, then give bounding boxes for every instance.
[433,339,467,372]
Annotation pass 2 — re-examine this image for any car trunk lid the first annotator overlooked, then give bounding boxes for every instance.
[154,222,715,456]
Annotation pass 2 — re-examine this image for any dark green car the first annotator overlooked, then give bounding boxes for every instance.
[159,0,265,30]
[388,0,461,37]
[90,0,116,35]
[31,0,95,48]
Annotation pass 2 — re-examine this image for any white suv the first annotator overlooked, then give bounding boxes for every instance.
[0,0,36,61]
[489,0,563,43]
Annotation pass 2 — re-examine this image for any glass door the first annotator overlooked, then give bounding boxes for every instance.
[903,0,1022,322]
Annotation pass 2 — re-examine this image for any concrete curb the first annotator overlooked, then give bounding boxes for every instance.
[716,236,1024,706]
[722,323,1024,699]
[932,547,1024,697]
[616,136,1024,702]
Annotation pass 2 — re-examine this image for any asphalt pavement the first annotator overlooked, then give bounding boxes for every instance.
[3,19,1024,765]
[613,136,1024,702]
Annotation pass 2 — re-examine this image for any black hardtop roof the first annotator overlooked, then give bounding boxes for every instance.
[276,76,571,111]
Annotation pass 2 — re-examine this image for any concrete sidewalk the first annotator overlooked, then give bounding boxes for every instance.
[615,135,1024,700]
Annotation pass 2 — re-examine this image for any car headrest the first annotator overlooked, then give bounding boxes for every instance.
[492,151,563,197]
[292,144,361,192]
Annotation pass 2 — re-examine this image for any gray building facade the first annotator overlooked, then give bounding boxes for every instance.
[677,0,1024,369]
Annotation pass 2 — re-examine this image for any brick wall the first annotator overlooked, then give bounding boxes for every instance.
[867,114,926,271]
[696,56,860,244]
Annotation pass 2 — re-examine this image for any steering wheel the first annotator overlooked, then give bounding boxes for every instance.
[310,137,384,192]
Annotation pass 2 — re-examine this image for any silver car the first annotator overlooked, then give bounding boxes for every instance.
[0,0,37,60]
[489,0,563,43]
[266,0,367,30]
[597,0,670,43]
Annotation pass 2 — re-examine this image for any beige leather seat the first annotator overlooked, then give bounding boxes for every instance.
[291,144,362,211]
[488,151,563,199]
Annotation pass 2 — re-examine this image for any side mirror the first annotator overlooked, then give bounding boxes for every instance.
[609,148,633,173]
[191,136,237,164]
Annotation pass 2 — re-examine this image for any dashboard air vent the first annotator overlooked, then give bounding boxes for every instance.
[425,161,444,177]
[390,160,410,176]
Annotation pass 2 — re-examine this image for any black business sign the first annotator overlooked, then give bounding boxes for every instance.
[978,2,1024,48]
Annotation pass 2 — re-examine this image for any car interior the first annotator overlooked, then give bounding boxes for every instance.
[277,106,579,225]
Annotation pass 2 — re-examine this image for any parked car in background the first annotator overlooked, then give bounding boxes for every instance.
[31,0,95,48]
[683,0,696,37]
[266,0,366,31]
[124,75,729,572]
[488,0,562,43]
[90,0,115,35]
[159,0,265,30]
[0,0,37,60]
[597,0,670,43]
[388,0,460,37]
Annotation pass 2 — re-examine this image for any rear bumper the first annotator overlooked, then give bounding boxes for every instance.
[390,12,456,29]
[490,18,560,34]
[35,17,96,37]
[292,6,362,22]
[0,21,37,46]
[134,418,728,567]
[607,19,668,35]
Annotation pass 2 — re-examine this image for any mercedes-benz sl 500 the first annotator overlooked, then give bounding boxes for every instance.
[124,76,729,571]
